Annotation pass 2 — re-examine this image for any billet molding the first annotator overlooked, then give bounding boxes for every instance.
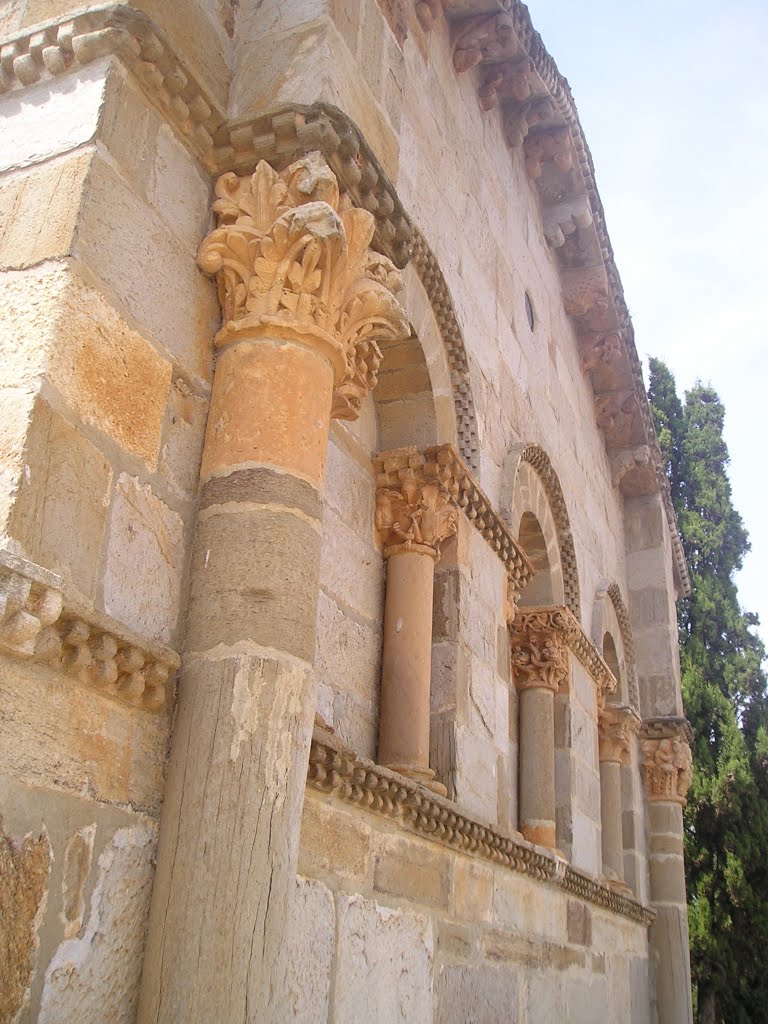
[307,726,655,926]
[0,550,178,712]
[638,716,694,806]
[509,605,617,705]
[410,228,479,469]
[375,444,533,598]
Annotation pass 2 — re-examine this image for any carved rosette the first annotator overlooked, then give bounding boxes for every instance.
[197,153,410,421]
[639,719,693,805]
[598,704,640,764]
[374,447,459,559]
[508,608,575,693]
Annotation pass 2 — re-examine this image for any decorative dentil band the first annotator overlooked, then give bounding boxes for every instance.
[598,703,640,764]
[197,153,410,422]
[638,717,693,805]
[509,605,617,699]
[374,446,459,558]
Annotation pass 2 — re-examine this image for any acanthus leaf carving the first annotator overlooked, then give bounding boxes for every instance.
[198,153,410,422]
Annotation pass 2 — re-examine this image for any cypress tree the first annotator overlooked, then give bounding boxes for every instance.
[648,359,768,1024]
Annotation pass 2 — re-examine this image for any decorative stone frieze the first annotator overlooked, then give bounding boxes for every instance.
[598,704,640,764]
[0,551,177,712]
[375,444,533,594]
[307,726,655,926]
[509,605,617,700]
[197,154,409,421]
[639,718,693,805]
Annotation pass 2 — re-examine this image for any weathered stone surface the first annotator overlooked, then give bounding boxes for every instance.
[0,150,92,270]
[0,818,51,1024]
[284,876,335,1024]
[102,474,185,646]
[453,855,493,923]
[436,962,519,1024]
[334,892,434,1024]
[5,396,112,599]
[373,834,452,910]
[0,266,173,470]
[38,825,156,1024]
[298,794,372,882]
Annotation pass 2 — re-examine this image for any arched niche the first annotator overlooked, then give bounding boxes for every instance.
[591,581,639,710]
[501,445,580,614]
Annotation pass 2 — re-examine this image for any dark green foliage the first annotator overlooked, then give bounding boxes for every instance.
[648,359,768,1024]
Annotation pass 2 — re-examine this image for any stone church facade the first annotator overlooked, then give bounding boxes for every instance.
[0,1,694,1022]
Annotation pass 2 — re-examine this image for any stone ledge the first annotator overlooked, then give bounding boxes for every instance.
[0,549,178,712]
[307,727,655,927]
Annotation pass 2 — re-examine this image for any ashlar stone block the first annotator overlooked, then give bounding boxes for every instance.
[334,892,434,1024]
[102,474,184,645]
[284,876,335,1024]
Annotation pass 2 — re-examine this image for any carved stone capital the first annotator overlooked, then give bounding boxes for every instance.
[509,607,575,693]
[374,447,459,558]
[197,153,409,421]
[639,717,693,805]
[598,704,640,764]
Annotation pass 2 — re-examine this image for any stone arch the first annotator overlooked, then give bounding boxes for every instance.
[409,227,479,469]
[501,444,581,618]
[591,580,639,711]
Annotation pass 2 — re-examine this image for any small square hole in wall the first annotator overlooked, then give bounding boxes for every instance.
[524,291,535,331]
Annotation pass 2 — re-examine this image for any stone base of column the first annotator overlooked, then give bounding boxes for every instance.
[520,821,557,849]
[383,761,448,797]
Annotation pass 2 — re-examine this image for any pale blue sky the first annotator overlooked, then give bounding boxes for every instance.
[527,0,768,651]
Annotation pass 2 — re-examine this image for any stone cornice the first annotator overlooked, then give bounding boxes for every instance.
[307,726,654,926]
[0,549,178,713]
[415,0,691,598]
[638,716,693,805]
[375,444,533,596]
[510,605,617,702]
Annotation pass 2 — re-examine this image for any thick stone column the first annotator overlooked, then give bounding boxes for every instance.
[509,608,572,849]
[640,717,694,1024]
[374,448,458,793]
[598,703,639,888]
[138,155,407,1023]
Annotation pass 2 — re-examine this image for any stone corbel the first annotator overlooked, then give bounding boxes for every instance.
[639,717,693,805]
[561,265,611,322]
[478,59,534,110]
[523,127,573,178]
[578,331,623,375]
[197,153,410,422]
[599,704,640,764]
[610,445,658,497]
[594,391,640,448]
[452,13,517,72]
[543,195,594,248]
[503,97,555,147]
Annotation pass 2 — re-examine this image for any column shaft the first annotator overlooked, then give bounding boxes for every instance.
[648,801,693,1024]
[138,334,333,1024]
[518,686,556,848]
[378,549,436,778]
[599,759,623,880]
